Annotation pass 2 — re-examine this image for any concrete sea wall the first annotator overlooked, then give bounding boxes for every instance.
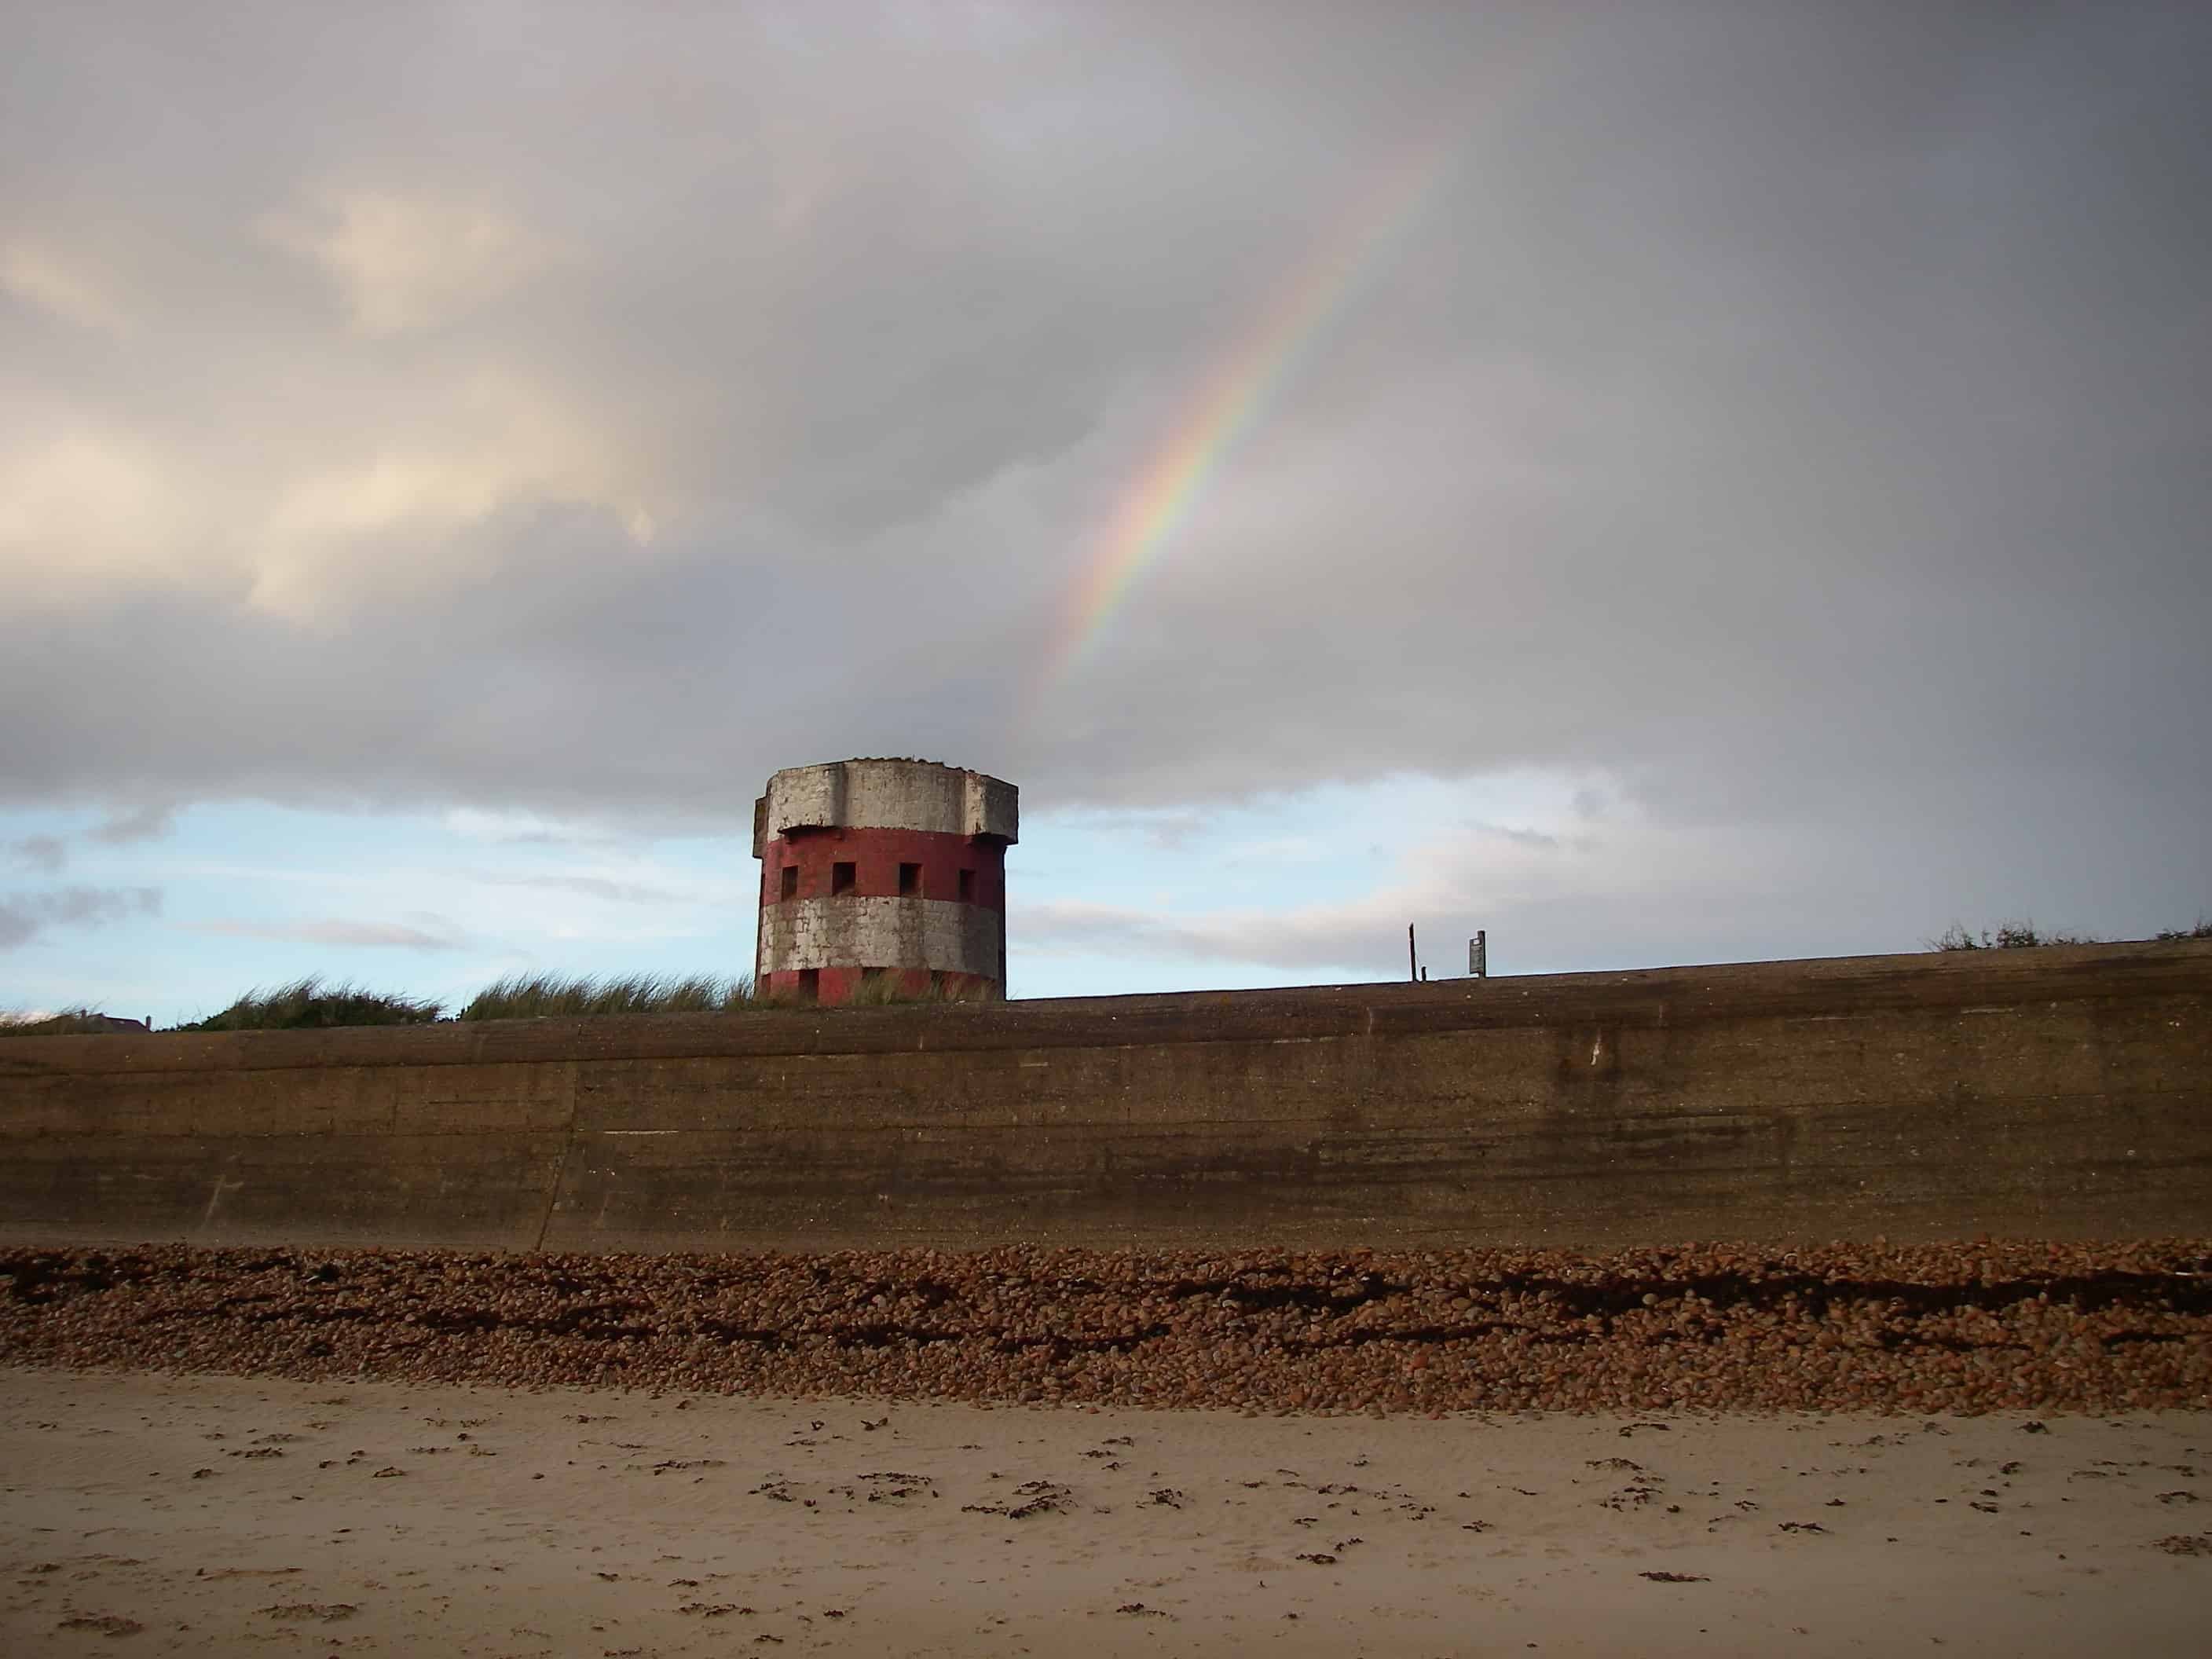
[2,942,2207,1253]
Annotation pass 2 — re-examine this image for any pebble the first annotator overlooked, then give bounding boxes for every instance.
[1,1240,2205,1414]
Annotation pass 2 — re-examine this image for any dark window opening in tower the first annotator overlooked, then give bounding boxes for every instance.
[778,864,798,901]
[958,868,975,901]
[832,861,856,896]
[898,862,921,897]
[797,969,820,1003]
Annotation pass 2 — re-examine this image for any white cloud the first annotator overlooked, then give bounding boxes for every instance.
[0,430,192,595]
[471,871,684,906]
[442,808,624,847]
[195,917,466,950]
[0,194,654,624]
[247,368,660,618]
[262,186,555,336]
[1224,835,1330,866]
[0,372,659,621]
[1,238,132,333]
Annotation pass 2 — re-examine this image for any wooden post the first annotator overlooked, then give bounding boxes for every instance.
[1408,923,1417,983]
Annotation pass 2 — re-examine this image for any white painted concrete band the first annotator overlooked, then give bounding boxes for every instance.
[756,760,1018,848]
[758,896,1002,977]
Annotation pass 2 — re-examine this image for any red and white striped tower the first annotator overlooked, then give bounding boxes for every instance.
[752,758,1017,1005]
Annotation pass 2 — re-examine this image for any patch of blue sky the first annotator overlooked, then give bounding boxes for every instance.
[1009,949,1364,1002]
[1024,770,1588,914]
[1009,768,1610,995]
[1,766,1613,1021]
[2,800,757,1025]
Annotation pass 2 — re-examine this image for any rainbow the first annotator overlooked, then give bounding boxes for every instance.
[1041,120,1468,688]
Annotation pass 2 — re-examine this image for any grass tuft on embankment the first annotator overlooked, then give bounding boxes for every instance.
[844,971,987,1006]
[6,970,971,1035]
[1931,915,2212,951]
[179,977,445,1031]
[1928,921,2100,951]
[458,970,978,1019]
[456,972,759,1021]
[0,1009,121,1037]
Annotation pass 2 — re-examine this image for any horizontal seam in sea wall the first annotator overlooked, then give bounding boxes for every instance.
[2,1005,2201,1079]
[6,1088,2204,1142]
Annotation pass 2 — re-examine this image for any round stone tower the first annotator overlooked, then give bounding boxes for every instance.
[752,758,1018,1004]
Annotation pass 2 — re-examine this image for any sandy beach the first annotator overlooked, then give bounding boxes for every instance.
[3,1368,2206,1657]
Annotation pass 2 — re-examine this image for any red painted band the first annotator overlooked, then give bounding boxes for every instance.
[759,826,1006,912]
[760,967,995,1004]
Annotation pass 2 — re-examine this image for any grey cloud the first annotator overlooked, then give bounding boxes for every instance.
[89,805,175,844]
[1141,815,1210,854]
[1467,822,1576,853]
[472,873,683,906]
[485,829,620,849]
[1047,811,1211,855]
[195,919,464,950]
[7,835,66,873]
[2,2,2207,958]
[0,885,161,950]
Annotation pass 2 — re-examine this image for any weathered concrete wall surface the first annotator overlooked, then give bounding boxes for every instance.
[759,897,1003,980]
[3,942,2207,1253]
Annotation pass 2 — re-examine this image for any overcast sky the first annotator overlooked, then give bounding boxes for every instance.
[4,2,2207,1021]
